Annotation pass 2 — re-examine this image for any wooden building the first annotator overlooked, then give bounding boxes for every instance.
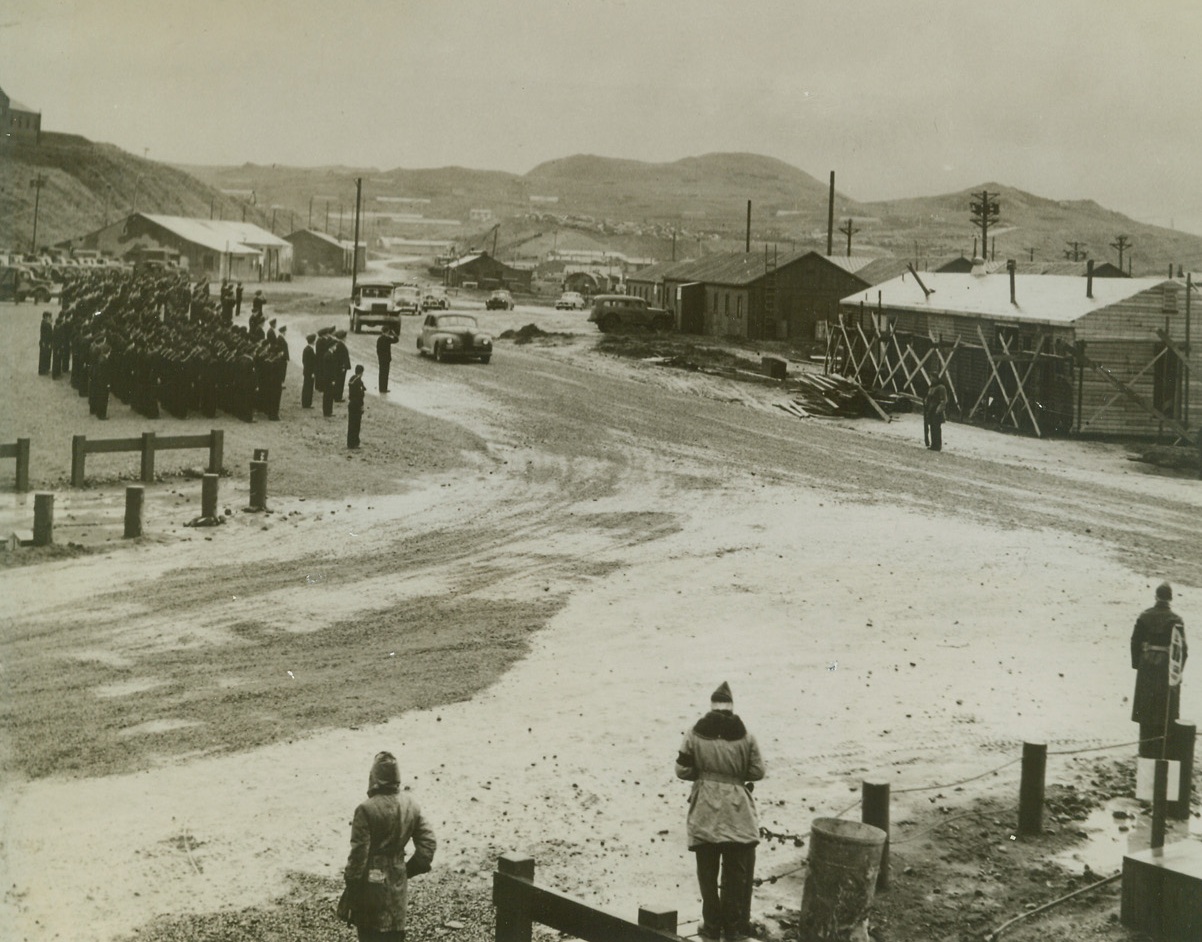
[1,86,41,142]
[650,250,910,343]
[443,252,532,291]
[67,213,292,281]
[285,229,364,276]
[833,264,1199,442]
[627,258,694,307]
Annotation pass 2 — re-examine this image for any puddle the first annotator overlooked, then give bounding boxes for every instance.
[1053,797,1202,875]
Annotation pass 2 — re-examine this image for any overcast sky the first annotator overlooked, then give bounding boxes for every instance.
[4,0,1200,232]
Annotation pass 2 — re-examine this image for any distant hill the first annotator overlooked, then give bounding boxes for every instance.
[5,134,1201,274]
[0,132,273,250]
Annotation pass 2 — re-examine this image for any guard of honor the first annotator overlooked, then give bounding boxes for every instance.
[44,268,289,424]
[42,268,379,448]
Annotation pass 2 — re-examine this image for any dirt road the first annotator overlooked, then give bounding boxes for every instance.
[1,291,1199,941]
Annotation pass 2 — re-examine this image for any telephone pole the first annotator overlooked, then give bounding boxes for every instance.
[351,178,362,300]
[969,190,999,260]
[1064,241,1087,262]
[838,218,860,257]
[29,174,48,252]
[1110,235,1132,270]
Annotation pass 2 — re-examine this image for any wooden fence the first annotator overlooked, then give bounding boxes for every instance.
[71,429,224,488]
[494,853,684,942]
[1,438,31,492]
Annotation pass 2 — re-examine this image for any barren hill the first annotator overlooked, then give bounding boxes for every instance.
[5,135,1202,274]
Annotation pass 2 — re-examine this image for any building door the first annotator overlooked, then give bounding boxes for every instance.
[678,282,704,334]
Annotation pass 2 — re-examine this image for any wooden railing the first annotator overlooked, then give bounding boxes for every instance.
[493,853,685,942]
[70,429,224,487]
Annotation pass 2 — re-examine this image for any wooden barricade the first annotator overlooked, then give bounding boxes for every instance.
[70,429,224,488]
[0,438,31,491]
[494,853,684,942]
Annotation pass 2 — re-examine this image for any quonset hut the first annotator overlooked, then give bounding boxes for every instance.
[833,260,1198,443]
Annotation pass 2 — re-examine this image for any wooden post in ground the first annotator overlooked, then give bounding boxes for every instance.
[862,781,891,890]
[1017,741,1046,837]
[201,473,219,519]
[637,906,678,933]
[140,432,156,483]
[124,486,144,538]
[71,435,87,487]
[494,853,535,942]
[248,460,268,512]
[1151,759,1169,849]
[33,493,54,546]
[1167,721,1196,821]
[15,438,30,492]
[207,429,224,474]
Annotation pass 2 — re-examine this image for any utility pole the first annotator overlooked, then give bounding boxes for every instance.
[826,171,835,256]
[1064,241,1087,262]
[838,218,860,257]
[29,174,48,252]
[1024,246,1036,262]
[351,177,362,301]
[969,190,999,260]
[1110,234,1132,270]
[308,195,314,228]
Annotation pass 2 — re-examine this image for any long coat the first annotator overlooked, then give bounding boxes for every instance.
[345,792,436,933]
[676,710,765,848]
[1131,601,1187,725]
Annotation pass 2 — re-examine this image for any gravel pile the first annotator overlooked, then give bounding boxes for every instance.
[120,870,501,942]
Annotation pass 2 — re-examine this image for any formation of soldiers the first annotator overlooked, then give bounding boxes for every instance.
[43,268,291,423]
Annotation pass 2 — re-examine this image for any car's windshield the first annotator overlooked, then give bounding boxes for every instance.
[437,315,478,328]
[360,286,390,298]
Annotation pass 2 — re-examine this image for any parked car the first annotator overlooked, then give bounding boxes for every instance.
[587,294,673,332]
[0,266,55,303]
[416,312,493,364]
[349,279,403,334]
[393,283,423,315]
[422,287,449,310]
[485,289,514,310]
[555,291,586,310]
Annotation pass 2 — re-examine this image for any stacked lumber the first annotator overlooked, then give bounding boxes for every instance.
[776,373,899,421]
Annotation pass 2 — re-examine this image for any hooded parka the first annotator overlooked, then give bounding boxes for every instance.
[676,710,765,848]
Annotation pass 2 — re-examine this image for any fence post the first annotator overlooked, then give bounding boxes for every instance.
[140,432,156,483]
[1151,759,1169,849]
[862,780,891,890]
[1167,720,1196,821]
[71,435,87,487]
[33,493,54,546]
[495,854,535,942]
[1017,741,1047,837]
[637,906,678,933]
[208,429,224,474]
[124,486,144,538]
[15,438,30,492]
[201,473,219,520]
[248,459,268,512]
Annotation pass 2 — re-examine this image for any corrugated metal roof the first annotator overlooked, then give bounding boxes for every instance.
[662,250,809,286]
[840,271,1170,326]
[446,253,485,270]
[141,215,289,253]
[626,257,698,283]
[848,257,914,286]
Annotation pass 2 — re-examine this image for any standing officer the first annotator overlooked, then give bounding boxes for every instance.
[38,311,54,375]
[301,333,318,408]
[347,364,366,449]
[676,682,765,942]
[1131,582,1188,758]
[924,376,948,451]
[332,329,352,402]
[376,327,399,393]
[234,281,244,318]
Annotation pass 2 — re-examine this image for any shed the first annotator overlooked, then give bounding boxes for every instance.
[833,266,1199,442]
[285,229,365,276]
[443,252,532,291]
[68,213,292,281]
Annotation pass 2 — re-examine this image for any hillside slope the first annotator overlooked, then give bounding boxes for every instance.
[1,133,271,251]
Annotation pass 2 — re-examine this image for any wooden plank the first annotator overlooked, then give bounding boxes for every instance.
[86,438,143,454]
[1082,354,1196,444]
[848,378,892,423]
[155,435,212,450]
[1082,348,1165,430]
[494,872,683,942]
[998,334,1045,437]
[968,324,1005,421]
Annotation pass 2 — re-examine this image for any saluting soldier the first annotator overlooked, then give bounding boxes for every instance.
[377,328,399,393]
[347,364,366,449]
[331,328,351,402]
